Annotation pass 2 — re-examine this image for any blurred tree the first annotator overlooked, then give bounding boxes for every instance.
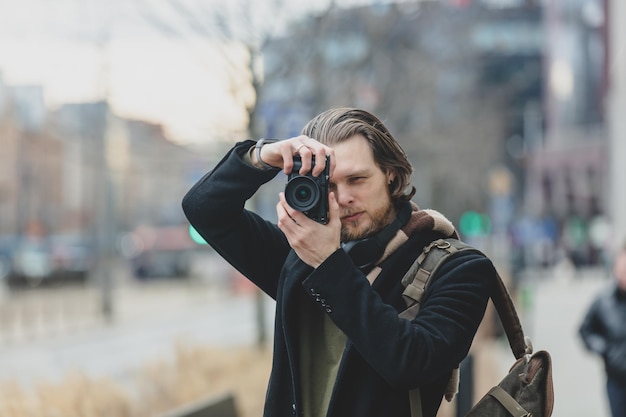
[256,2,543,224]
[136,0,338,349]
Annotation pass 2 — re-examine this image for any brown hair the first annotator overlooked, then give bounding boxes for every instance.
[301,108,416,205]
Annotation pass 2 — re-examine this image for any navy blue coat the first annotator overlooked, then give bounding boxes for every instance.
[182,141,495,417]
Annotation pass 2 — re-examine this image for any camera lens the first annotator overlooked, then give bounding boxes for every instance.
[296,187,311,202]
[285,177,319,212]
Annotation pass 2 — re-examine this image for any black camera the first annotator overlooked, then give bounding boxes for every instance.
[285,155,330,224]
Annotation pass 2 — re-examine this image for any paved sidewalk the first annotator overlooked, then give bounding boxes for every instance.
[523,268,611,417]
[0,280,275,389]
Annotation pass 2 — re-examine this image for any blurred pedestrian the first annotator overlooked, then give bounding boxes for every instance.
[182,107,496,417]
[579,240,626,417]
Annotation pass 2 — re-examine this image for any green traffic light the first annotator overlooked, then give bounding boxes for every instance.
[459,211,491,237]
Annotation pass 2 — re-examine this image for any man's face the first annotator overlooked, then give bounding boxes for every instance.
[329,134,396,242]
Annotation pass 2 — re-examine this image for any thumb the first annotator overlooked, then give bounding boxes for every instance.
[328,192,340,225]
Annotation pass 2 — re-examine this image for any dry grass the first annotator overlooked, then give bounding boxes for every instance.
[0,375,133,417]
[0,343,272,417]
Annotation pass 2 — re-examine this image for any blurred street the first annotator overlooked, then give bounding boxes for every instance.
[0,273,277,391]
[0,263,615,416]
[516,266,612,417]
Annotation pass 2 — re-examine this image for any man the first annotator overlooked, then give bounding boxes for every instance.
[182,108,495,417]
[579,241,626,417]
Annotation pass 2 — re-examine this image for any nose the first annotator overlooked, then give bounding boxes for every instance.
[334,184,353,207]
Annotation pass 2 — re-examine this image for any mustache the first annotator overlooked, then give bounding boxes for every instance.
[340,210,360,218]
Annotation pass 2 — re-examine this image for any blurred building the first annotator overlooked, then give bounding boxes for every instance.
[608,0,626,250]
[255,0,544,230]
[51,101,198,233]
[0,79,201,243]
[255,0,617,268]
[525,0,610,266]
[0,83,64,238]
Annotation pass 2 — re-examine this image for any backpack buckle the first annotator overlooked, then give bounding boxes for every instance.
[434,240,451,250]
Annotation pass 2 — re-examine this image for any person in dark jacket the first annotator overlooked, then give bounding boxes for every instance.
[579,241,626,417]
[182,108,495,417]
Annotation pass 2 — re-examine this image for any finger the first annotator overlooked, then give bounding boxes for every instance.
[311,147,334,177]
[276,198,297,232]
[295,146,312,175]
[297,137,332,177]
[327,148,336,179]
[278,192,305,225]
[294,143,307,155]
[283,136,311,175]
[279,192,296,217]
[287,136,334,177]
[328,192,340,225]
[281,146,295,175]
[294,136,330,176]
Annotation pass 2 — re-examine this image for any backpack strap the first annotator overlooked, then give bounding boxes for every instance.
[401,238,478,417]
[399,238,479,321]
[400,238,529,355]
[401,238,531,417]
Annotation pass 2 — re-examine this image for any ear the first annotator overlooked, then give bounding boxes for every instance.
[387,171,395,185]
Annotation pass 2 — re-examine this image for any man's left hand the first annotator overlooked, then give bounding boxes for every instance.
[276,191,341,268]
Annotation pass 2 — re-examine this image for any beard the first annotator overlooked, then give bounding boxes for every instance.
[340,200,395,242]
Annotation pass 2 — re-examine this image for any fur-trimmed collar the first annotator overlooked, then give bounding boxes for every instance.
[366,202,458,284]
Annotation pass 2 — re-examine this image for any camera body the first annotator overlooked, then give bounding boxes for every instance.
[285,155,330,224]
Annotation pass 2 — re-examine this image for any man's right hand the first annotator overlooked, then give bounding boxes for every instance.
[253,135,335,178]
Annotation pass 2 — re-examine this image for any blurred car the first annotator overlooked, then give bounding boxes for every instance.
[0,234,95,288]
[122,225,196,279]
[48,234,95,283]
[0,235,54,288]
[0,236,14,286]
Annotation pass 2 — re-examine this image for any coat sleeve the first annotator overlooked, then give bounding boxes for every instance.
[300,248,493,389]
[181,140,290,299]
[579,296,607,355]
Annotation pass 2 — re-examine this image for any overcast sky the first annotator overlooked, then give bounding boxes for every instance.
[0,0,388,145]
